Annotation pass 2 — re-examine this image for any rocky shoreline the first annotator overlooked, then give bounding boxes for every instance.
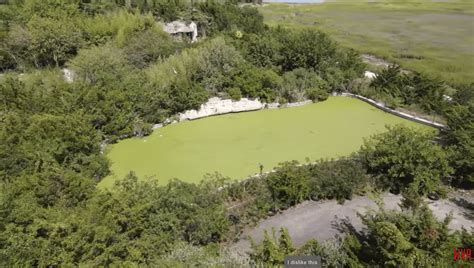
[153,94,446,130]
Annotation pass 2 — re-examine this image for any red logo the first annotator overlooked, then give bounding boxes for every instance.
[454,248,472,262]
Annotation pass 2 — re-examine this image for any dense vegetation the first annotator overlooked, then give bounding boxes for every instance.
[0,0,472,266]
[251,203,474,267]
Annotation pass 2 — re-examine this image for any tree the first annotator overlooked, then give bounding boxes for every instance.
[277,29,337,73]
[353,203,458,267]
[230,65,281,102]
[195,37,244,94]
[453,83,474,106]
[250,228,294,266]
[370,221,416,266]
[278,227,295,255]
[198,2,264,35]
[121,27,176,69]
[23,0,84,68]
[444,104,474,186]
[360,125,452,195]
[280,68,328,102]
[241,32,281,68]
[67,44,132,87]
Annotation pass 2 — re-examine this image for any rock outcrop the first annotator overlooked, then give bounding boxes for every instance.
[282,100,313,108]
[178,97,264,121]
[62,68,75,83]
[364,70,377,80]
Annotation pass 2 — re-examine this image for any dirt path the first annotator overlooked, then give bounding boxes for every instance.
[231,193,473,255]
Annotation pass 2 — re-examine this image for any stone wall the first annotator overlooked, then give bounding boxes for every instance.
[155,91,445,132]
[340,93,446,129]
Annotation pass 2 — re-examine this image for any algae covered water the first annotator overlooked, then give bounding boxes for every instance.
[101,97,433,188]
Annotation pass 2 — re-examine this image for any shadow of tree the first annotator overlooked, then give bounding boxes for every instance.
[331,215,368,243]
[449,197,474,220]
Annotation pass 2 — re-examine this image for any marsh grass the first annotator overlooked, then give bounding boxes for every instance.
[260,0,474,85]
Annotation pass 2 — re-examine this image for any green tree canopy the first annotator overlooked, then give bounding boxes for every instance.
[360,125,452,195]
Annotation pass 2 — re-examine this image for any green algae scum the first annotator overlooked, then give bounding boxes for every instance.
[100,97,434,188]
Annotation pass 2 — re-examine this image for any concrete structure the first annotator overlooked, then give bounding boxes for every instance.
[163,21,198,43]
[340,92,446,129]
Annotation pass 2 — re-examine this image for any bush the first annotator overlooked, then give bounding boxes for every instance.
[230,65,282,102]
[240,33,281,68]
[370,65,447,114]
[265,161,310,208]
[306,88,329,102]
[147,37,243,94]
[277,29,337,73]
[280,68,328,102]
[227,87,242,101]
[308,158,368,203]
[67,44,132,87]
[121,27,176,68]
[360,125,452,195]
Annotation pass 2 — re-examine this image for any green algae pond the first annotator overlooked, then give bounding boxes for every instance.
[100,97,434,188]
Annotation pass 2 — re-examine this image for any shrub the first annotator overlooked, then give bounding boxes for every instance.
[265,161,310,208]
[230,65,281,102]
[67,44,132,87]
[360,125,452,195]
[308,158,368,203]
[306,88,329,102]
[280,68,328,102]
[227,87,242,101]
[121,28,176,68]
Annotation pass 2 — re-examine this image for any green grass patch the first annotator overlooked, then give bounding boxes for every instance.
[259,1,474,85]
[100,97,434,188]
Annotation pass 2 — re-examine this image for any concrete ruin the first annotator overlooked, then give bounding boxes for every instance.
[62,68,76,83]
[163,21,198,43]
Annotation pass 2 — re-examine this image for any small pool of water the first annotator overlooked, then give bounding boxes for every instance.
[101,97,433,188]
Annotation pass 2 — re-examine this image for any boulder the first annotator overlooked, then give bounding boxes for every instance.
[364,71,377,80]
[63,68,75,83]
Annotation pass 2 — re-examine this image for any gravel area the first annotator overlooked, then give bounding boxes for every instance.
[232,193,474,255]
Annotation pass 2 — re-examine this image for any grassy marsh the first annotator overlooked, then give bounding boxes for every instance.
[259,0,474,84]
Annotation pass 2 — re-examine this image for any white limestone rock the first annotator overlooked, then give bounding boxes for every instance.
[364,71,377,80]
[283,100,312,108]
[152,124,163,129]
[267,103,280,109]
[63,68,75,83]
[178,97,264,121]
